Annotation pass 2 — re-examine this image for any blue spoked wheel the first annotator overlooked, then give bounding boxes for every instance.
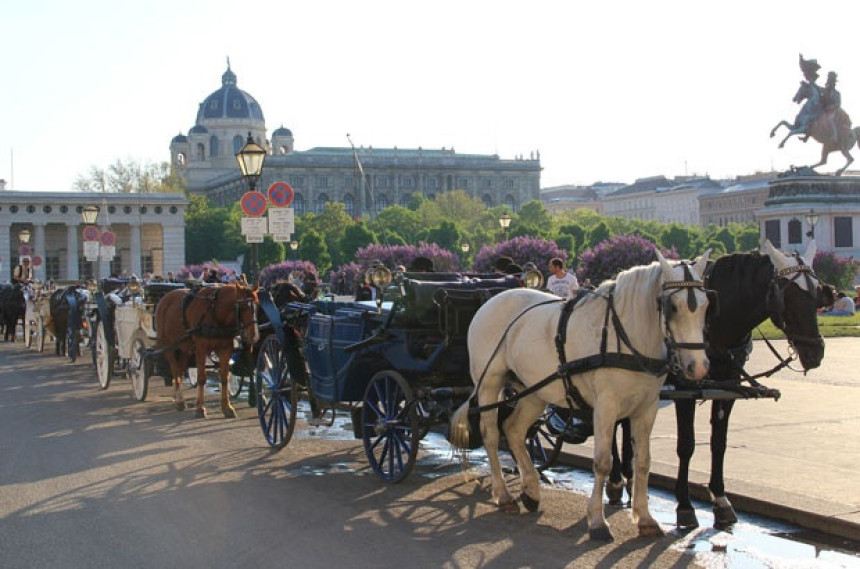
[255,335,297,449]
[361,370,419,483]
[526,406,565,471]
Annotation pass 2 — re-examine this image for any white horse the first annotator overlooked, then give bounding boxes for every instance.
[450,250,711,540]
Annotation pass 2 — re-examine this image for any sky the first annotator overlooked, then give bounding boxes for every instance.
[2,0,860,192]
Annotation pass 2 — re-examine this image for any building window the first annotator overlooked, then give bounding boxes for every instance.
[45,255,60,280]
[110,255,123,277]
[294,193,305,216]
[482,194,493,208]
[289,176,305,188]
[196,143,205,161]
[375,193,389,212]
[835,216,854,247]
[787,218,802,244]
[765,219,781,249]
[314,176,328,188]
[399,175,414,188]
[344,194,355,216]
[210,136,219,157]
[400,193,412,207]
[141,254,154,275]
[315,193,329,213]
[457,177,470,190]
[233,135,244,154]
[504,194,516,212]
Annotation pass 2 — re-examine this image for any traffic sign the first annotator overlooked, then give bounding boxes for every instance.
[268,182,294,207]
[99,230,116,247]
[240,191,268,217]
[18,245,31,256]
[82,225,100,241]
[31,255,43,267]
[241,217,268,243]
[268,207,294,236]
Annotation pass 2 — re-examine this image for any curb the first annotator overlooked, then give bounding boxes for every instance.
[557,450,860,544]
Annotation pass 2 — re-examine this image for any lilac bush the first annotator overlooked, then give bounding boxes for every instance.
[812,250,858,292]
[472,236,567,273]
[177,262,237,281]
[576,234,679,285]
[353,242,460,272]
[328,262,363,295]
[259,260,318,289]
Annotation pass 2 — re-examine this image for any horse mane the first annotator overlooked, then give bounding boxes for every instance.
[706,251,774,340]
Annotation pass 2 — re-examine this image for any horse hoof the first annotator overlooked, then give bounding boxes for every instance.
[196,406,207,418]
[676,508,699,529]
[639,522,664,538]
[174,400,186,411]
[223,406,237,419]
[498,500,520,514]
[713,504,738,527]
[606,481,624,505]
[589,526,614,541]
[520,492,540,513]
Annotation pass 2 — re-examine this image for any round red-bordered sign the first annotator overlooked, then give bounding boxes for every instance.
[240,191,268,217]
[268,182,294,207]
[31,255,43,267]
[99,230,116,247]
[82,225,100,241]
[18,245,31,256]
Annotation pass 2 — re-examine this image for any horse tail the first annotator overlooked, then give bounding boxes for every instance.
[448,400,473,450]
[853,127,860,149]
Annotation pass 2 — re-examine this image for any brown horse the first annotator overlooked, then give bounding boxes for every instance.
[770,81,860,175]
[155,282,259,418]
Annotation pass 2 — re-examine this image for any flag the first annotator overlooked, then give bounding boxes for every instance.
[352,148,375,214]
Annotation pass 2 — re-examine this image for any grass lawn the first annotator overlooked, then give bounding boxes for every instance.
[754,313,860,339]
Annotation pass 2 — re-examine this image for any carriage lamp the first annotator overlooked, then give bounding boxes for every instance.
[127,276,142,295]
[805,209,819,239]
[18,228,31,244]
[522,267,544,289]
[86,279,98,293]
[365,265,392,313]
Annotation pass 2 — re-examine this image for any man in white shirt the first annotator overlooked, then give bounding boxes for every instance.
[546,257,579,299]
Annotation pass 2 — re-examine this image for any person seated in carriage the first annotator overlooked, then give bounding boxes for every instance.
[407,256,434,273]
[12,257,33,285]
[205,268,220,283]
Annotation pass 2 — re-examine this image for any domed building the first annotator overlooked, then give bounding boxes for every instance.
[171,64,539,218]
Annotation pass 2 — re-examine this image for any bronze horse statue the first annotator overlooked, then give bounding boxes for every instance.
[770,81,860,175]
[155,282,259,418]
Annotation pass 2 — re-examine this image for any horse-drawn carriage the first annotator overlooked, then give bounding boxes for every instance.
[90,278,188,399]
[22,279,93,360]
[252,266,550,482]
[23,281,52,350]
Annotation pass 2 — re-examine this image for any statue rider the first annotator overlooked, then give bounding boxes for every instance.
[797,54,823,141]
[822,70,852,142]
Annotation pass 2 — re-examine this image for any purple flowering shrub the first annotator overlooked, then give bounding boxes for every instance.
[353,242,460,272]
[472,236,567,273]
[258,260,318,289]
[176,262,237,281]
[328,262,363,295]
[576,234,679,285]
[813,250,858,291]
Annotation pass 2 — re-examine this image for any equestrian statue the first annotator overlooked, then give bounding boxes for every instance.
[770,53,860,175]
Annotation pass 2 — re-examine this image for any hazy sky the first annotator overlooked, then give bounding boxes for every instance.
[2,0,859,192]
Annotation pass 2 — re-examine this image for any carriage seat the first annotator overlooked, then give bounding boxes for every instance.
[401,275,522,328]
[145,282,187,305]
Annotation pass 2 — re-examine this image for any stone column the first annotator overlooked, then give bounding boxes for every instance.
[129,222,142,277]
[33,223,46,282]
[66,224,79,280]
[0,223,9,279]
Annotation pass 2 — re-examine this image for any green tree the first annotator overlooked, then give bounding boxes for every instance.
[708,226,736,254]
[303,202,353,268]
[434,190,486,231]
[732,224,761,252]
[339,222,378,261]
[660,223,699,258]
[184,195,242,264]
[370,205,421,244]
[300,229,331,275]
[425,220,460,251]
[74,158,184,193]
[585,221,611,249]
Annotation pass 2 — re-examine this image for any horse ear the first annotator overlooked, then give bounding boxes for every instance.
[692,249,711,278]
[802,239,816,268]
[763,239,791,272]
[655,248,674,279]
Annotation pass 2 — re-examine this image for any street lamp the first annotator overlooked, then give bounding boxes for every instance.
[805,209,819,239]
[290,240,299,259]
[236,132,266,281]
[18,228,30,245]
[499,213,512,242]
[460,243,469,253]
[81,206,99,280]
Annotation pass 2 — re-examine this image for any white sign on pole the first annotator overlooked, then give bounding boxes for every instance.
[84,241,100,261]
[99,245,116,261]
[242,217,267,243]
[268,207,295,235]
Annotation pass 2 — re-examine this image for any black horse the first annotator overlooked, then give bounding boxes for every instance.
[606,242,831,529]
[49,285,89,358]
[0,283,26,341]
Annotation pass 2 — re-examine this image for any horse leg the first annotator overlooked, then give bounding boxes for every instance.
[480,401,516,511]
[836,148,853,176]
[607,422,625,505]
[219,349,237,418]
[501,396,546,512]
[195,352,208,418]
[629,408,663,538]
[674,400,699,528]
[588,407,617,541]
[769,120,793,139]
[709,399,738,528]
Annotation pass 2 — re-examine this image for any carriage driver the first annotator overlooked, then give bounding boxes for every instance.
[546,257,579,300]
[12,256,33,285]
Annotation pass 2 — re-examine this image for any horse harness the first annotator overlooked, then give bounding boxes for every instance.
[180,285,257,340]
[472,265,712,415]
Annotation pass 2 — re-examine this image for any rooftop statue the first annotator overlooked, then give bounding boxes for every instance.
[770,54,860,176]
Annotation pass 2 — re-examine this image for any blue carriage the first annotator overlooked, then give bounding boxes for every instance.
[254,266,551,482]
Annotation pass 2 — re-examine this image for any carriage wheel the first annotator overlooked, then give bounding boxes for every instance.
[36,315,45,353]
[255,335,297,449]
[228,371,244,399]
[526,406,565,471]
[128,330,150,402]
[94,321,113,390]
[361,370,420,483]
[25,317,33,348]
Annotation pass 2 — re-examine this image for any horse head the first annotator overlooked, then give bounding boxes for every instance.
[656,249,711,381]
[233,282,260,346]
[762,239,826,370]
[794,81,818,105]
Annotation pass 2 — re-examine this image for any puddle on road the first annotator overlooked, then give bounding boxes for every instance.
[235,398,860,566]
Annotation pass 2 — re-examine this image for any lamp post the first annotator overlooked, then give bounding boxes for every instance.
[290,240,299,260]
[18,228,30,246]
[498,213,512,242]
[82,205,99,280]
[236,132,266,282]
[460,242,470,270]
[805,209,819,240]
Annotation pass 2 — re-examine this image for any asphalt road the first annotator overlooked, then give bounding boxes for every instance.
[1,339,857,569]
